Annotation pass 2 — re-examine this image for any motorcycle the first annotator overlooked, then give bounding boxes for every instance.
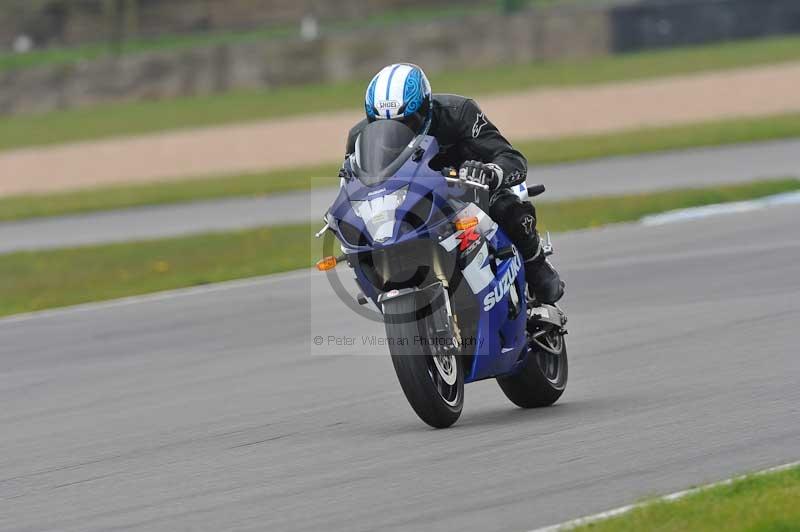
[316,119,568,428]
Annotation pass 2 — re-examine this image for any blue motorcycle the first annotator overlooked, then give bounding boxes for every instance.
[317,120,568,428]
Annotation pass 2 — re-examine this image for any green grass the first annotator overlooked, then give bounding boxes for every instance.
[0,224,317,317]
[2,113,799,223]
[1,178,797,317]
[513,112,800,166]
[0,4,486,73]
[536,178,800,232]
[0,164,337,222]
[572,465,800,532]
[4,35,800,151]
[0,27,295,72]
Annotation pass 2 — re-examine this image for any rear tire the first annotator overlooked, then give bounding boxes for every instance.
[497,331,567,408]
[384,294,464,428]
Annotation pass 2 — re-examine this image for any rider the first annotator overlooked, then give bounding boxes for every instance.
[344,63,564,304]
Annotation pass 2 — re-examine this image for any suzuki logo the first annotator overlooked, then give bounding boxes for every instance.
[456,227,480,252]
[482,251,522,311]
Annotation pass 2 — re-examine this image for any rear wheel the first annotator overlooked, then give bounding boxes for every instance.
[497,329,567,408]
[384,294,464,428]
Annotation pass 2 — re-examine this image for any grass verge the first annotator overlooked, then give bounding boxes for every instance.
[0,4,488,73]
[571,465,800,532]
[3,35,800,151]
[0,164,336,222]
[1,179,797,317]
[514,112,800,166]
[2,113,799,222]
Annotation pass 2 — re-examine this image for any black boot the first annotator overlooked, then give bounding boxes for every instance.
[525,255,565,304]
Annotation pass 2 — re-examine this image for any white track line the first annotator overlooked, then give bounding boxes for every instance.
[0,269,313,327]
[641,190,800,226]
[529,460,800,532]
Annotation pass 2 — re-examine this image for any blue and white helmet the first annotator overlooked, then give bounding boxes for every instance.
[365,63,432,134]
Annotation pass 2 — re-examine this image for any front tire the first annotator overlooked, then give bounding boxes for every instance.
[497,331,567,408]
[384,294,464,428]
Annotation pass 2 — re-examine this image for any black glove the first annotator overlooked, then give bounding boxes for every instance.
[459,160,501,190]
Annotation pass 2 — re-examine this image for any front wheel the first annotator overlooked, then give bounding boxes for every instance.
[384,294,464,428]
[497,330,568,408]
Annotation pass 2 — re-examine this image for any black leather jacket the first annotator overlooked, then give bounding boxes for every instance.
[345,94,528,189]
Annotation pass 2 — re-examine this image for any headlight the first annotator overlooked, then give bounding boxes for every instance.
[351,186,408,243]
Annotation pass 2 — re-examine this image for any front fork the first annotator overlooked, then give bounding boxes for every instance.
[427,282,461,354]
[378,282,461,354]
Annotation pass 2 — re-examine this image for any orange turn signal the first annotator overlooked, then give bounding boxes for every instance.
[454,216,479,231]
[316,256,338,271]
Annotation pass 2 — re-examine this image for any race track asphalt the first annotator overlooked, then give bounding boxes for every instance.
[1,203,798,531]
[2,138,798,253]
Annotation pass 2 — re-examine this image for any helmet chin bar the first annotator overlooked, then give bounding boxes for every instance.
[400,112,425,135]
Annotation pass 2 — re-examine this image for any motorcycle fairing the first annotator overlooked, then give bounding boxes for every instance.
[327,132,531,383]
[457,217,529,382]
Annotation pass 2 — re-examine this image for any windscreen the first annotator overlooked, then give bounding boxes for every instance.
[355,120,416,186]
